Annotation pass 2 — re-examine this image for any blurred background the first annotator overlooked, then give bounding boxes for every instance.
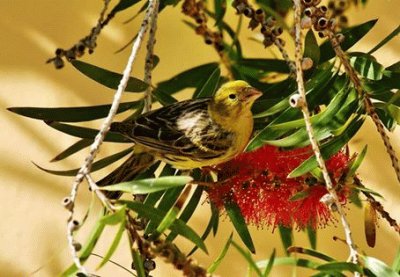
[1,0,399,276]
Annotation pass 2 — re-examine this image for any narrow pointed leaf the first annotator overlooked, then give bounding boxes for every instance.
[236,58,290,75]
[111,0,141,13]
[45,121,130,142]
[152,89,178,106]
[263,249,276,277]
[392,247,400,273]
[316,262,363,273]
[208,233,233,274]
[99,206,126,225]
[231,240,262,277]
[71,60,148,92]
[97,209,127,269]
[349,52,384,80]
[101,176,192,194]
[347,145,368,177]
[188,202,219,256]
[278,225,293,255]
[34,147,132,176]
[193,67,221,98]
[287,247,335,262]
[225,201,255,254]
[319,19,378,63]
[256,257,321,271]
[50,139,92,162]
[132,250,146,277]
[8,101,141,122]
[362,256,400,276]
[214,0,227,26]
[288,118,364,177]
[368,25,400,55]
[156,63,219,95]
[304,30,320,66]
[306,226,317,250]
[166,186,203,242]
[122,200,208,253]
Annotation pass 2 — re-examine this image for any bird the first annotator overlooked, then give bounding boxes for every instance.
[98,80,262,196]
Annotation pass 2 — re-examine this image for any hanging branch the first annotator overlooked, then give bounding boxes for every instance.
[182,0,234,78]
[143,0,160,113]
[291,0,360,266]
[63,1,159,273]
[47,0,112,69]
[232,0,296,73]
[302,0,400,185]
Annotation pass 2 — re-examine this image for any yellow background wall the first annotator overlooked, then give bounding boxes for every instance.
[1,0,399,276]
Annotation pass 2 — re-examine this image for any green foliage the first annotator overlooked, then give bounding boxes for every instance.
[9,1,400,276]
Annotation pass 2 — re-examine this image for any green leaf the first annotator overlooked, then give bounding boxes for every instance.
[152,89,178,106]
[45,121,130,142]
[99,206,126,225]
[122,200,208,253]
[145,186,184,234]
[232,240,263,277]
[188,202,219,256]
[362,256,400,277]
[61,212,107,276]
[288,247,335,262]
[235,58,290,76]
[156,63,219,95]
[225,201,255,254]
[166,186,203,242]
[317,262,363,273]
[349,52,384,80]
[71,60,148,92]
[207,233,233,274]
[263,249,276,277]
[306,226,317,250]
[387,104,400,124]
[368,25,400,54]
[257,257,321,271]
[278,226,293,255]
[288,118,364,177]
[347,145,368,177]
[7,101,141,123]
[155,207,179,235]
[392,247,400,273]
[319,19,378,64]
[101,176,192,194]
[214,0,227,26]
[304,30,320,67]
[193,67,221,98]
[97,208,127,269]
[50,139,92,162]
[111,0,141,14]
[132,250,146,277]
[34,147,132,176]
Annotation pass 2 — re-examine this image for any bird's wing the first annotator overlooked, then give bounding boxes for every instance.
[130,98,234,159]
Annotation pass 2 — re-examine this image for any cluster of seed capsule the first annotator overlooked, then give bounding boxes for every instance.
[328,0,351,29]
[300,0,345,43]
[232,0,284,48]
[182,0,225,54]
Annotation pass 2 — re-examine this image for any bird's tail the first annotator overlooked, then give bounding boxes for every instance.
[97,151,156,199]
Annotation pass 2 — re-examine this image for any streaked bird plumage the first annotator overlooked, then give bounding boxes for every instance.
[98,80,261,196]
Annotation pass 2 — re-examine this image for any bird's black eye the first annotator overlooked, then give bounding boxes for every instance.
[229,93,237,100]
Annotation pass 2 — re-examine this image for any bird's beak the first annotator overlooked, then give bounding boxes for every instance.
[242,87,262,102]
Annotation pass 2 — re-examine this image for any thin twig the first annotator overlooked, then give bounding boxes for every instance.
[326,31,400,184]
[143,0,160,113]
[65,1,159,273]
[292,0,359,266]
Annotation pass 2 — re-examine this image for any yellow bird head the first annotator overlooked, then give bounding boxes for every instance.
[210,80,262,118]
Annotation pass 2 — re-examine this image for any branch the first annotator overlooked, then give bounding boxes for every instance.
[325,31,400,184]
[291,0,359,266]
[63,0,159,273]
[143,0,160,113]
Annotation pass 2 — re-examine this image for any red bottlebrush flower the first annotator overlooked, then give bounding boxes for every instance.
[206,145,351,230]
